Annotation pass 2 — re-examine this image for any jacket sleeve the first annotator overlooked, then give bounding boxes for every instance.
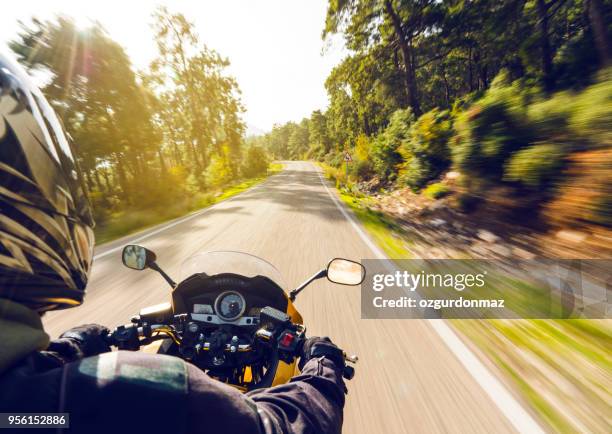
[245,357,347,434]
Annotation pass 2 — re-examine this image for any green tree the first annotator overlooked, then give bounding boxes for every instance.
[149,7,244,183]
[11,17,160,206]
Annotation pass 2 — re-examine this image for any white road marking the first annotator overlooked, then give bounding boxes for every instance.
[313,163,545,434]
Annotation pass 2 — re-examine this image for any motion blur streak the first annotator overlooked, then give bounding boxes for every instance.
[315,164,544,434]
[45,162,534,433]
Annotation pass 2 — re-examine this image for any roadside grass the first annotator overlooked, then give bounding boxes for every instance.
[452,319,612,433]
[337,190,412,258]
[316,161,411,258]
[94,163,283,245]
[423,182,450,200]
[319,165,612,433]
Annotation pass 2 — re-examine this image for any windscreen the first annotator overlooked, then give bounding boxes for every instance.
[180,251,287,289]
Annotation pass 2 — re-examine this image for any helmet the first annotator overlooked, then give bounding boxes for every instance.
[0,49,95,312]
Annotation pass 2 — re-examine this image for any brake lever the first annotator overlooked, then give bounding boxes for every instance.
[342,352,358,380]
[344,353,359,364]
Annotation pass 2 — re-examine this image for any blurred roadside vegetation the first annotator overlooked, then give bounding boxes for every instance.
[334,187,612,433]
[95,163,282,244]
[257,0,611,232]
[295,1,611,431]
[9,8,276,243]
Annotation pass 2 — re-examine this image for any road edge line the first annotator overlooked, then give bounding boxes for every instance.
[93,173,274,261]
[312,163,545,434]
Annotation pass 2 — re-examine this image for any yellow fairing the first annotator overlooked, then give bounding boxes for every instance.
[286,298,303,325]
[272,360,299,386]
[150,294,304,391]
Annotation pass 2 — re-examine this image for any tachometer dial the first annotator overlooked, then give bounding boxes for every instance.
[214,291,246,321]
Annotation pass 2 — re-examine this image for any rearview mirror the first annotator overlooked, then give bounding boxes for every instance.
[327,258,365,286]
[122,245,156,271]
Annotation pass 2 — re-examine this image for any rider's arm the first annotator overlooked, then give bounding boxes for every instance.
[182,355,346,434]
[182,337,347,434]
[245,337,347,434]
[246,356,346,434]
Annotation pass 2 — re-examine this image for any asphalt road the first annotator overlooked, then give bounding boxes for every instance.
[44,161,536,434]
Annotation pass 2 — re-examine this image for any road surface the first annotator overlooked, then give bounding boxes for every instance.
[44,161,536,433]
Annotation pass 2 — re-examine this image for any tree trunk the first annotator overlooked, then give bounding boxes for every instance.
[84,169,94,191]
[468,46,474,92]
[363,116,371,136]
[114,154,130,202]
[537,0,555,92]
[587,0,611,67]
[393,48,409,107]
[173,139,183,167]
[384,0,421,115]
[480,64,489,90]
[102,169,112,192]
[189,140,203,176]
[93,170,105,193]
[441,68,451,106]
[158,148,167,175]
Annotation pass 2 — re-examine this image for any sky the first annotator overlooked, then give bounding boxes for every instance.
[0,0,347,134]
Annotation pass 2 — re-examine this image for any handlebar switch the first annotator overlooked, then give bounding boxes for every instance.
[278,331,299,352]
[260,306,291,330]
[113,325,140,351]
[277,330,302,363]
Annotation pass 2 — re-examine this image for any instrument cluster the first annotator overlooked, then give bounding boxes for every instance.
[191,290,262,326]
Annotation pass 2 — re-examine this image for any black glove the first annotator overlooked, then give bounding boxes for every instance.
[299,336,344,370]
[57,324,111,358]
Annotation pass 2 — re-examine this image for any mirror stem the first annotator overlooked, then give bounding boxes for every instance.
[289,269,326,301]
[149,262,177,289]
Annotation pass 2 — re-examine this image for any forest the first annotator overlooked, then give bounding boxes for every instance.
[9,7,271,241]
[8,0,612,239]
[253,0,611,229]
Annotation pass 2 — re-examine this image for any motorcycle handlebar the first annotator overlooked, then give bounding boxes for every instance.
[107,321,357,380]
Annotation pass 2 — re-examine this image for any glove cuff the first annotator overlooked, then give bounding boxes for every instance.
[309,343,344,369]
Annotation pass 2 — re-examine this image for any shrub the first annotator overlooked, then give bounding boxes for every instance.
[526,71,612,147]
[206,152,233,188]
[306,142,326,160]
[241,145,269,178]
[371,109,414,183]
[504,143,566,189]
[423,183,450,200]
[568,72,612,146]
[322,164,347,188]
[352,159,374,180]
[452,72,532,183]
[355,133,371,161]
[324,150,344,168]
[351,134,374,180]
[398,108,452,190]
[89,189,112,225]
[527,93,573,142]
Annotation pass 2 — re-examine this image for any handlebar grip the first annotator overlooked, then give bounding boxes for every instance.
[103,331,117,347]
[108,324,140,350]
[343,365,355,380]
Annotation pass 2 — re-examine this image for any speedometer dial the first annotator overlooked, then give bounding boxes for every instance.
[214,291,246,321]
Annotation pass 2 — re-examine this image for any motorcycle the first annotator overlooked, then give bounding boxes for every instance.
[107,245,365,392]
